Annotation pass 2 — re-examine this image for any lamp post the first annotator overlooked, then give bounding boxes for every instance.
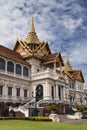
[68,95,73,114]
[32,90,38,116]
[80,97,83,106]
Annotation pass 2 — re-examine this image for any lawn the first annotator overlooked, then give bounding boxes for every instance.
[0,120,87,130]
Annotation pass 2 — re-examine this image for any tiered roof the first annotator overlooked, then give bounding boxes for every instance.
[63,55,84,82]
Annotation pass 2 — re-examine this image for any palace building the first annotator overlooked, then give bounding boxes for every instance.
[0,13,85,116]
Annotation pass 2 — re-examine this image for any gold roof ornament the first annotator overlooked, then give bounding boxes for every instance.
[30,14,35,33]
[64,54,73,72]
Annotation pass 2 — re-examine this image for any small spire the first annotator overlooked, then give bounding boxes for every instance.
[30,3,35,32]
[64,53,73,72]
[66,53,70,63]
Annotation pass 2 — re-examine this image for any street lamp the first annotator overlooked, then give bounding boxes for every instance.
[68,95,73,114]
[32,91,38,116]
[68,95,73,107]
[80,97,83,106]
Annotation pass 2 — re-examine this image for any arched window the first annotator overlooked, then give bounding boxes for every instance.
[36,84,43,102]
[0,58,5,70]
[16,64,22,75]
[7,61,14,73]
[23,66,28,76]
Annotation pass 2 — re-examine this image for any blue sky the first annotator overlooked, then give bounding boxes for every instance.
[0,0,87,88]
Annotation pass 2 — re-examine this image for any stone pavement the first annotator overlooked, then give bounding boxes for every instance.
[58,114,87,123]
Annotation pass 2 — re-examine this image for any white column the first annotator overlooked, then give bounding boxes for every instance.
[21,86,24,99]
[4,83,7,100]
[63,86,65,99]
[44,81,51,100]
[13,85,16,99]
[55,85,59,100]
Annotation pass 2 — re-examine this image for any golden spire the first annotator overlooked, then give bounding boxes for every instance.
[30,14,35,32]
[30,3,35,33]
[64,53,73,72]
[25,3,40,45]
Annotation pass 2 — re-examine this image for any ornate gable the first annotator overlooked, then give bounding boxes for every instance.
[42,52,64,69]
[73,70,85,82]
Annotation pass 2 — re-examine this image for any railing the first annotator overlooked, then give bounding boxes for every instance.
[0,70,30,80]
[31,69,59,80]
[0,95,32,103]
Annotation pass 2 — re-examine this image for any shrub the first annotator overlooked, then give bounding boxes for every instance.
[0,116,52,122]
[48,104,57,111]
[74,104,86,112]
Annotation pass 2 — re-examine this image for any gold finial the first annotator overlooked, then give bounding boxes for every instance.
[32,3,34,15]
[30,3,35,32]
[66,52,70,63]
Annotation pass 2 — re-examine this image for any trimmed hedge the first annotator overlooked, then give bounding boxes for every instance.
[0,116,52,122]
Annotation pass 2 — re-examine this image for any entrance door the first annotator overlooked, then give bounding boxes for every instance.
[36,84,43,102]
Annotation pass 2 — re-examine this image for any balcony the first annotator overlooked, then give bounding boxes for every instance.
[31,68,60,81]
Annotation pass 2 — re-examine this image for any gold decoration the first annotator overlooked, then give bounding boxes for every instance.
[64,54,73,72]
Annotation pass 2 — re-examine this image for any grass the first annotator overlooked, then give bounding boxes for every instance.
[0,120,87,130]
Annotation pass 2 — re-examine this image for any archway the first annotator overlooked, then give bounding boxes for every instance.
[36,84,43,102]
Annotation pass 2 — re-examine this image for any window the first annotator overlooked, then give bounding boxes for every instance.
[16,64,22,75]
[51,86,54,99]
[24,89,27,98]
[0,58,5,70]
[23,66,28,76]
[0,85,3,95]
[58,86,61,100]
[8,87,12,96]
[16,88,20,97]
[7,61,14,73]
[69,81,75,89]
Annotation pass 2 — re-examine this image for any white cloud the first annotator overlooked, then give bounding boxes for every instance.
[63,17,83,34]
[0,0,87,88]
[69,42,87,64]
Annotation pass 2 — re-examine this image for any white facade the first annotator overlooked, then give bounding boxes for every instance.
[0,56,85,106]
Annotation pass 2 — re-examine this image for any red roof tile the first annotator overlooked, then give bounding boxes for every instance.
[45,53,58,60]
[0,45,30,66]
[0,45,22,59]
[73,70,79,79]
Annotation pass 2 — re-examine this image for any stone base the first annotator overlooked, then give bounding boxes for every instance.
[49,114,60,122]
[67,112,83,120]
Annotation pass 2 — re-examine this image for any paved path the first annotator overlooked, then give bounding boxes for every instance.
[58,115,87,123]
